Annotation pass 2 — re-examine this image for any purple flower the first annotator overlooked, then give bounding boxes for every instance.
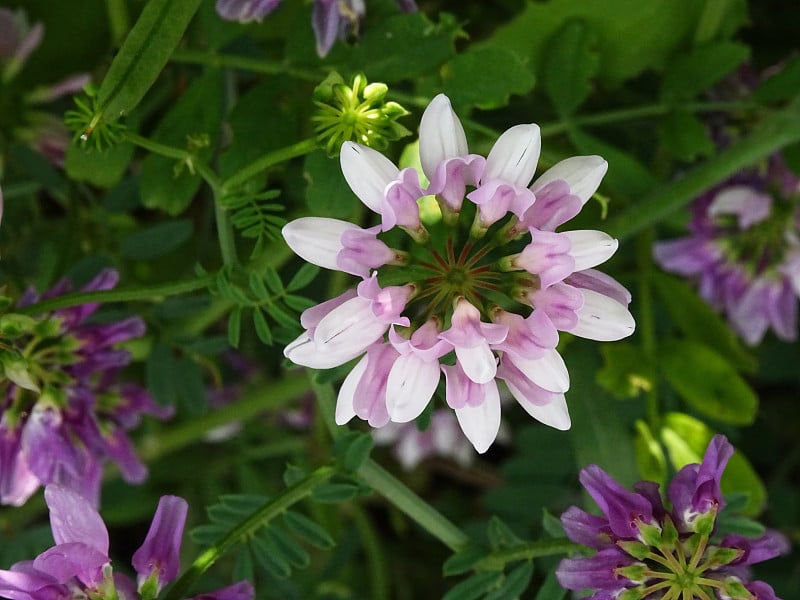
[0,485,254,600]
[283,93,634,453]
[215,0,416,57]
[654,156,800,346]
[556,435,789,599]
[0,269,173,506]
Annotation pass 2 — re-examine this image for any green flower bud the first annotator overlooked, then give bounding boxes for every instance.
[0,313,38,338]
[312,72,411,156]
[617,540,651,560]
[1,349,40,392]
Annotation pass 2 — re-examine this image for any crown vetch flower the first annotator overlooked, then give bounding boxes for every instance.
[283,93,635,453]
[654,157,800,346]
[556,435,790,599]
[0,484,255,600]
[0,269,173,506]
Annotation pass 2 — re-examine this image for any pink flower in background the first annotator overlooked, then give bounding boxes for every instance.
[0,485,255,600]
[654,157,800,345]
[0,270,172,506]
[283,93,634,453]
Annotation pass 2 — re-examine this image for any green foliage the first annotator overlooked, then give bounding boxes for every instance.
[543,19,600,116]
[484,0,746,84]
[139,70,224,215]
[442,46,536,111]
[660,41,750,101]
[191,493,336,583]
[659,339,758,425]
[94,0,203,125]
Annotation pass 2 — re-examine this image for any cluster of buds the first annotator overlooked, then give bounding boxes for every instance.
[557,435,789,599]
[312,72,411,155]
[0,269,171,506]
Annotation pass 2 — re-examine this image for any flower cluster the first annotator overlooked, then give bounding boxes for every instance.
[0,8,90,167]
[654,157,800,346]
[0,269,172,506]
[557,435,789,599]
[215,0,417,57]
[283,94,635,453]
[0,484,255,600]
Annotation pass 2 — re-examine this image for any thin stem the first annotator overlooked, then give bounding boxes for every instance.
[222,137,319,191]
[312,377,470,552]
[637,230,660,432]
[358,460,469,552]
[475,539,583,571]
[214,193,239,266]
[171,49,322,82]
[139,373,310,461]
[16,275,215,315]
[348,505,391,600]
[607,95,800,241]
[124,132,222,190]
[163,465,337,600]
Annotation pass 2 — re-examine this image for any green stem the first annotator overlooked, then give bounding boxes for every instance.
[606,95,800,241]
[358,460,470,552]
[171,49,322,82]
[124,132,222,190]
[636,230,660,432]
[16,275,215,315]
[106,0,130,46]
[539,101,752,138]
[214,192,239,266]
[222,137,319,191]
[139,373,310,461]
[348,505,391,600]
[163,465,337,600]
[475,538,583,571]
[312,377,470,552]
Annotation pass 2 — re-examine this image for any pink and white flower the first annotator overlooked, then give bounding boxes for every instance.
[283,93,635,453]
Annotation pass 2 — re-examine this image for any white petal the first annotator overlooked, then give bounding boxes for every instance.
[314,296,387,354]
[340,142,399,213]
[386,355,440,422]
[569,289,636,341]
[419,94,469,181]
[508,348,570,393]
[336,354,369,424]
[531,156,608,204]
[514,391,571,430]
[484,124,541,187]
[455,341,497,384]
[282,217,358,271]
[284,332,357,369]
[454,381,501,454]
[562,230,619,271]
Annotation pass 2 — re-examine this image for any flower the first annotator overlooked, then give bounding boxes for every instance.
[0,8,90,166]
[0,484,255,600]
[556,435,789,599]
[283,93,634,453]
[373,409,473,470]
[0,269,173,506]
[654,157,800,346]
[215,0,417,57]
